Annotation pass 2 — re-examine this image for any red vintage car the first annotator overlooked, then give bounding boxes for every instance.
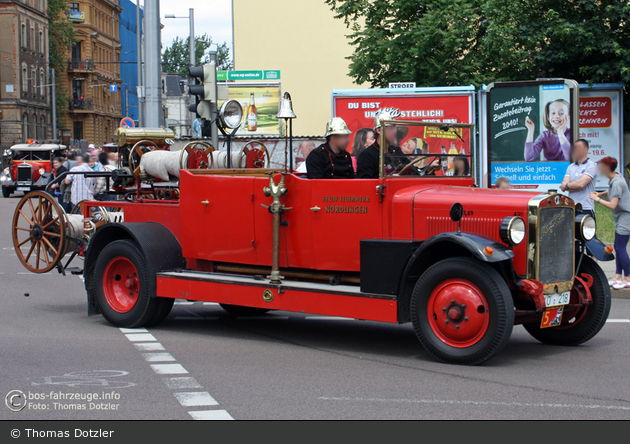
[11,120,612,365]
[2,143,67,197]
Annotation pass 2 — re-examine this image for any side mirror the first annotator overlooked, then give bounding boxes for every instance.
[450,203,463,223]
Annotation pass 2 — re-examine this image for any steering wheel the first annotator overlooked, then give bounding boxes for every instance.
[390,155,440,177]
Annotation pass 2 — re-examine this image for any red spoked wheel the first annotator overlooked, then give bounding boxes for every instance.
[103,256,140,313]
[241,141,269,168]
[180,141,214,170]
[427,279,489,348]
[411,257,514,365]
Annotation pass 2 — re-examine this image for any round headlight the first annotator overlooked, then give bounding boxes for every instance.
[500,216,525,246]
[219,99,243,129]
[38,168,45,175]
[4,149,12,156]
[576,214,596,241]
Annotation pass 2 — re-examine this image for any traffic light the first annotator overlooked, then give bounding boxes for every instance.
[189,62,216,120]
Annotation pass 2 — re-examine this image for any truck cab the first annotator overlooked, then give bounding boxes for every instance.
[1,142,66,197]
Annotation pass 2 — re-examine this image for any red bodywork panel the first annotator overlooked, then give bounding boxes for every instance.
[10,161,51,182]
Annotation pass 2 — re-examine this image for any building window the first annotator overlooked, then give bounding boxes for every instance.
[31,27,35,51]
[29,114,36,140]
[22,65,28,92]
[39,70,45,96]
[21,23,26,48]
[70,3,79,12]
[73,121,83,141]
[39,31,44,54]
[31,67,36,93]
[39,0,43,11]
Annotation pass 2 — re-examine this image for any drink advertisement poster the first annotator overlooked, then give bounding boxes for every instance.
[578,85,624,189]
[332,87,475,175]
[219,83,280,135]
[487,80,580,191]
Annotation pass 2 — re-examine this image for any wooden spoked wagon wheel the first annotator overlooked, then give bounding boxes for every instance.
[240,141,270,168]
[128,140,159,176]
[179,141,215,170]
[12,191,67,273]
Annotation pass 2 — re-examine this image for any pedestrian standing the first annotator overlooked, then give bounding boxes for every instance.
[589,156,630,289]
[65,154,95,206]
[560,139,597,218]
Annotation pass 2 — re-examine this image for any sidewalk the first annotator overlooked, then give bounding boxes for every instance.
[595,245,630,299]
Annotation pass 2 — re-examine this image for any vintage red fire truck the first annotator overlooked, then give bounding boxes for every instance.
[2,142,67,197]
[11,115,611,365]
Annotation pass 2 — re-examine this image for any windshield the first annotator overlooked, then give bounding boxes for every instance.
[12,150,52,161]
[377,121,474,178]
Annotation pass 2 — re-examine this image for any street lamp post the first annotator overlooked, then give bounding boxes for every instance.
[164,9,195,137]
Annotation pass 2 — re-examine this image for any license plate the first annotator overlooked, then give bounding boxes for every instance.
[16,187,30,191]
[541,306,564,328]
[544,291,570,307]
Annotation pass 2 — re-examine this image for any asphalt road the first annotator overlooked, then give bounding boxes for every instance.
[1,194,629,420]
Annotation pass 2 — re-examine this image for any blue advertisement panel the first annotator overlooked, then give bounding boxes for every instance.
[488,80,578,190]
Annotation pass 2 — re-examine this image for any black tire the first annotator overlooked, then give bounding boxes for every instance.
[145,298,174,327]
[220,304,270,316]
[523,255,611,345]
[94,240,158,328]
[410,257,514,365]
[2,187,11,198]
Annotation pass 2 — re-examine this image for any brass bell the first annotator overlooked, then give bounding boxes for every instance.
[276,92,296,119]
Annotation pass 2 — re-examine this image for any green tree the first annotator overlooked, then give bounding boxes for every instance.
[47,0,75,130]
[326,0,630,127]
[162,34,231,76]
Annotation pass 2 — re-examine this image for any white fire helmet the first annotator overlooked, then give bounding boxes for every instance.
[374,110,394,130]
[324,117,352,137]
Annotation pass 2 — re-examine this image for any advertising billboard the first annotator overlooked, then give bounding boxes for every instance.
[218,83,281,135]
[332,87,476,176]
[578,84,624,189]
[486,79,580,191]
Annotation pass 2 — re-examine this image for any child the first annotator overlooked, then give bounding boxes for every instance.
[523,98,570,162]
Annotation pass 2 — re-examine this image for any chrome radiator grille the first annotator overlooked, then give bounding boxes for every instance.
[538,207,574,283]
[17,164,32,183]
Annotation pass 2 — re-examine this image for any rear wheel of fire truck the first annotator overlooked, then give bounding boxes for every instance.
[219,304,270,316]
[523,256,611,346]
[93,240,159,328]
[2,186,11,198]
[410,258,514,365]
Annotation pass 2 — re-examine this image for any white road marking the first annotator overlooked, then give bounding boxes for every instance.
[174,391,219,407]
[142,352,176,362]
[134,343,166,351]
[150,364,189,375]
[318,396,630,411]
[120,327,148,333]
[236,315,290,320]
[306,316,355,321]
[163,377,203,390]
[203,302,219,306]
[188,410,234,420]
[125,333,157,342]
[606,319,630,323]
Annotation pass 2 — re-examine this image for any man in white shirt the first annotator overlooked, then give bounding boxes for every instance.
[560,139,597,218]
[65,154,96,206]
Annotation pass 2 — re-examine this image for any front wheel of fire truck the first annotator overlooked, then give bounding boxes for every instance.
[410,258,514,365]
[523,256,611,346]
[93,240,160,328]
[2,186,11,198]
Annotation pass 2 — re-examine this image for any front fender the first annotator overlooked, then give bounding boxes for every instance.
[584,238,615,261]
[416,232,514,263]
[34,172,53,186]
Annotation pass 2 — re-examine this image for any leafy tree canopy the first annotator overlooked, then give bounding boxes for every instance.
[326,0,630,127]
[162,34,231,76]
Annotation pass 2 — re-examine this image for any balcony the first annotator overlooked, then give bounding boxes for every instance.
[67,59,96,71]
[68,99,93,111]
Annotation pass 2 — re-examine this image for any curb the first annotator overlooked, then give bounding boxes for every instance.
[611,289,630,299]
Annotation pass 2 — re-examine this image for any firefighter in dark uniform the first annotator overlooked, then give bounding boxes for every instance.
[356,110,406,178]
[306,117,355,179]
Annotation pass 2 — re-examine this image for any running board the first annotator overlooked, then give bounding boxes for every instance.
[156,271,398,323]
